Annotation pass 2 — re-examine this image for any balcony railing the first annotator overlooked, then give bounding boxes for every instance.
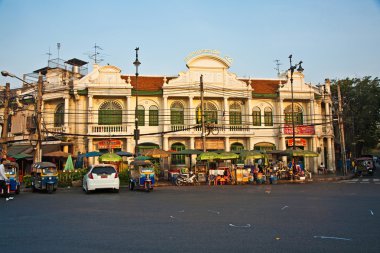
[90,125,127,134]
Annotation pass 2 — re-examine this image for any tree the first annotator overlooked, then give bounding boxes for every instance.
[331,77,380,156]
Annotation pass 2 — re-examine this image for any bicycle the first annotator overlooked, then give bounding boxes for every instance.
[205,122,219,136]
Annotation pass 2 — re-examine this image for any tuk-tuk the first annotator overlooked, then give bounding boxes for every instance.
[31,162,58,193]
[128,160,155,192]
[354,157,374,177]
[4,162,21,194]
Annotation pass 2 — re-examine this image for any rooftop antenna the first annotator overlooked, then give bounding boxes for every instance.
[57,42,61,65]
[89,43,104,64]
[46,47,52,61]
[274,59,282,76]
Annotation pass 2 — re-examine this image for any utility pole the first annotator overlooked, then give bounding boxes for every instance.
[1,82,10,158]
[200,75,206,152]
[34,73,43,163]
[337,81,347,175]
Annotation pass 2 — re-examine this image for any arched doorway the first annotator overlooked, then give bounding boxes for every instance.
[171,142,185,165]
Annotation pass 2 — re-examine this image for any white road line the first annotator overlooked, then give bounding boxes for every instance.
[360,182,369,184]
[373,179,380,182]
[375,183,380,185]
[362,179,369,182]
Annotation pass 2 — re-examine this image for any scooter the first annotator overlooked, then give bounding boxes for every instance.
[175,171,200,186]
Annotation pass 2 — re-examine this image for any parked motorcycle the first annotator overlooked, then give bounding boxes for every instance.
[175,172,200,186]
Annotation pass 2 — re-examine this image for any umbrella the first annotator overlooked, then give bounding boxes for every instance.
[197,152,219,161]
[85,151,103,158]
[240,150,264,160]
[64,155,74,171]
[277,149,319,157]
[134,156,154,161]
[143,149,172,158]
[116,151,133,157]
[99,153,122,162]
[43,151,72,158]
[216,152,239,160]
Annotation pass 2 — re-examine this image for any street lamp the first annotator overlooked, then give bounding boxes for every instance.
[288,54,304,150]
[133,47,141,157]
[1,70,43,163]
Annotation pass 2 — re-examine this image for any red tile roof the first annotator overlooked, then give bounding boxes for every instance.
[121,75,285,94]
[121,75,176,91]
[240,79,286,94]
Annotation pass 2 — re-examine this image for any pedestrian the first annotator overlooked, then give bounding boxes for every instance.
[0,158,14,201]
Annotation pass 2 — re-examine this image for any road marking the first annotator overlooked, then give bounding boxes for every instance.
[360,182,369,184]
[346,181,356,183]
[370,210,374,216]
[281,206,289,210]
[208,210,220,215]
[229,224,251,228]
[362,179,369,182]
[375,183,380,185]
[373,179,380,182]
[313,236,352,241]
[178,210,185,213]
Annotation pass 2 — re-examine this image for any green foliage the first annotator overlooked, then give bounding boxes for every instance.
[23,175,32,188]
[118,169,130,186]
[57,169,88,187]
[331,77,380,155]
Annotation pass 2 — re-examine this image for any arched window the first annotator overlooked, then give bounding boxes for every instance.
[99,101,122,125]
[229,102,242,125]
[136,105,145,126]
[171,101,184,125]
[230,142,244,152]
[264,107,273,126]
[171,142,185,165]
[252,107,261,126]
[284,105,303,125]
[149,105,159,126]
[54,103,64,127]
[196,102,218,124]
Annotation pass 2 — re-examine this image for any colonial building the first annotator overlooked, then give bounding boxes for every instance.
[3,50,335,172]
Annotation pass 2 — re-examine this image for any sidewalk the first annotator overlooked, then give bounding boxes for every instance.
[155,172,355,187]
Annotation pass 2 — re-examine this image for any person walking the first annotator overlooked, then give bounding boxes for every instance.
[0,158,14,201]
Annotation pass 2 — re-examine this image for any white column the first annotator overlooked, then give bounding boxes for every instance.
[327,137,333,171]
[312,137,318,173]
[247,98,252,126]
[309,99,314,125]
[225,137,230,151]
[163,136,169,150]
[189,96,194,127]
[163,96,168,132]
[278,99,284,133]
[190,137,195,149]
[325,102,331,133]
[64,96,69,131]
[249,137,254,150]
[223,97,229,129]
[88,95,93,133]
[126,95,133,135]
[280,137,287,163]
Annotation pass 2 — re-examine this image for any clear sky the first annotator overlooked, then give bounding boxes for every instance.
[1,0,379,88]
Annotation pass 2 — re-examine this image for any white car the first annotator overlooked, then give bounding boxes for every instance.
[83,164,120,193]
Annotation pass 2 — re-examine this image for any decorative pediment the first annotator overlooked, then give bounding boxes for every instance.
[77,64,131,88]
[164,51,251,98]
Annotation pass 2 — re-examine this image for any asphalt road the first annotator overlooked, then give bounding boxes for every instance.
[1,179,380,253]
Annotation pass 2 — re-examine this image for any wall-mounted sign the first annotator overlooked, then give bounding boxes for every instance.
[97,139,122,149]
[195,138,225,150]
[284,125,315,135]
[287,138,307,147]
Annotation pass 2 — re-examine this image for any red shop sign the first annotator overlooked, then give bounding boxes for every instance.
[287,138,307,147]
[284,125,315,135]
[98,140,122,149]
